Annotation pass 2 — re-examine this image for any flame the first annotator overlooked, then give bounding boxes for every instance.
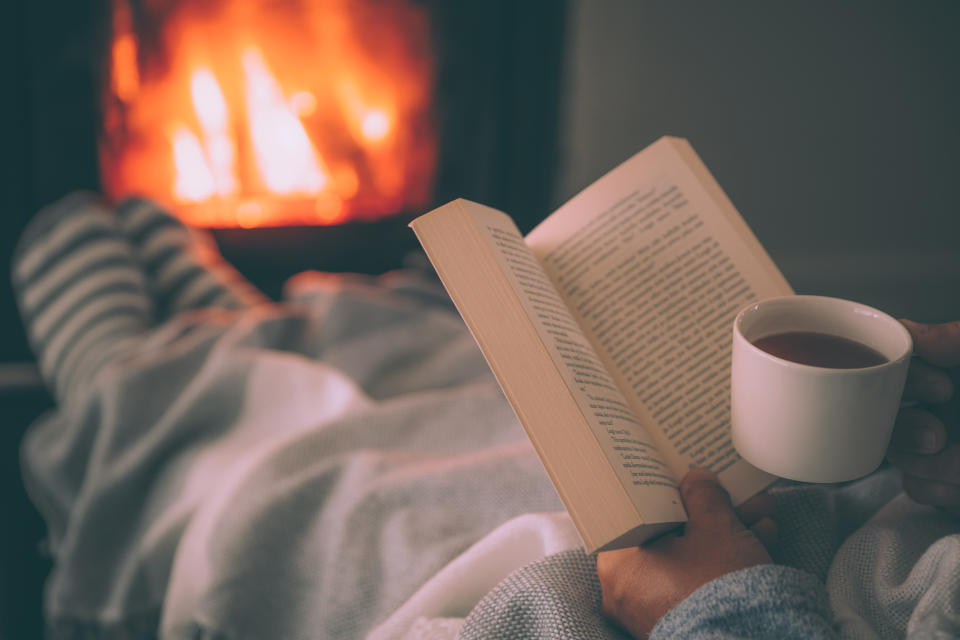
[175,57,328,203]
[172,125,216,201]
[100,0,437,228]
[185,68,237,199]
[290,91,317,117]
[338,79,394,146]
[361,110,390,141]
[111,35,140,103]
[109,0,138,102]
[242,48,329,195]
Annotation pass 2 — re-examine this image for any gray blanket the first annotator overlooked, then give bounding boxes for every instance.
[13,195,960,639]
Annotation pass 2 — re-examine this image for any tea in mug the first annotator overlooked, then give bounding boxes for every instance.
[751,331,888,369]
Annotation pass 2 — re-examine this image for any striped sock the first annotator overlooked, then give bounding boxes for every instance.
[12,193,151,404]
[115,198,268,319]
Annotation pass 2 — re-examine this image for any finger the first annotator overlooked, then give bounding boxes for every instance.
[680,468,740,533]
[735,492,775,527]
[902,474,960,509]
[888,443,960,484]
[901,319,960,368]
[749,516,777,552]
[902,359,954,404]
[888,408,947,454]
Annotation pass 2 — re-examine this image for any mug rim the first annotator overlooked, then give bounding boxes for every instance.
[733,295,914,374]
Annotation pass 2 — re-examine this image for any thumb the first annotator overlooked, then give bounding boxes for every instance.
[901,319,960,368]
[680,468,742,534]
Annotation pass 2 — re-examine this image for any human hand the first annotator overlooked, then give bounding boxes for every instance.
[596,468,776,639]
[887,319,960,514]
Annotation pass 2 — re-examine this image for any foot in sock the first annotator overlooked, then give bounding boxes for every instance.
[12,193,152,405]
[114,197,269,320]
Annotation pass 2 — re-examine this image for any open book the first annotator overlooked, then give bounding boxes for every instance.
[409,137,793,553]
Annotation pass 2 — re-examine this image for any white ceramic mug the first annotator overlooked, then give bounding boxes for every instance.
[731,295,913,483]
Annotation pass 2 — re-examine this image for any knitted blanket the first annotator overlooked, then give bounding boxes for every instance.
[13,195,960,639]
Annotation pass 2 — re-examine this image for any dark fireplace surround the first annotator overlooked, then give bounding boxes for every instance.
[1,2,567,637]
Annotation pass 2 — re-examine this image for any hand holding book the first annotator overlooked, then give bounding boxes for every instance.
[596,468,776,639]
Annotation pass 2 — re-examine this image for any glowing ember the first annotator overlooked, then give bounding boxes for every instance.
[100,0,436,228]
[111,34,139,103]
[362,110,390,141]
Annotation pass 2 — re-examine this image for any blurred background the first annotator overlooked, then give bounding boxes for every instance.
[2,1,959,637]
[557,1,960,323]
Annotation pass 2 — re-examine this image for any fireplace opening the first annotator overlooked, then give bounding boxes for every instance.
[5,1,568,356]
[101,0,438,229]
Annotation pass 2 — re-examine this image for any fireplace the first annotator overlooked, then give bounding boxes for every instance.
[3,0,569,357]
[100,0,438,229]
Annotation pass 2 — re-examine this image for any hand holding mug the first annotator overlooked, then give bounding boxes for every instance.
[887,320,960,514]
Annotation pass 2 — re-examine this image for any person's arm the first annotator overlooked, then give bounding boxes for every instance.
[887,320,960,514]
[597,469,836,639]
[647,564,835,639]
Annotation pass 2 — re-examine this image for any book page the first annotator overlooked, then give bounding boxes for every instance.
[527,138,792,504]
[465,203,686,524]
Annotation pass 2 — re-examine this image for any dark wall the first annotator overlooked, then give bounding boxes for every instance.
[430,1,567,233]
[558,1,960,321]
[2,1,109,362]
[2,3,108,637]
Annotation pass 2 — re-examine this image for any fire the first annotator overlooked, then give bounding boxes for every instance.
[241,48,329,196]
[171,125,216,201]
[100,0,436,228]
[362,110,390,141]
[187,68,237,199]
